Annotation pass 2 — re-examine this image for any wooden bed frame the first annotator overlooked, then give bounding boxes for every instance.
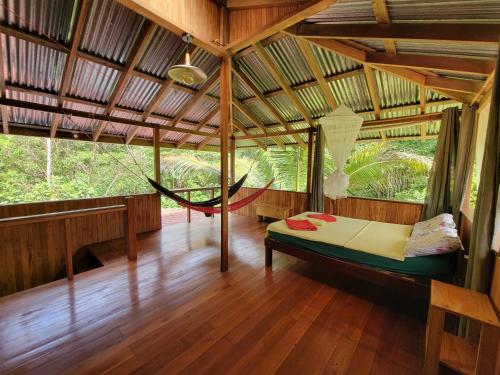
[265,237,431,299]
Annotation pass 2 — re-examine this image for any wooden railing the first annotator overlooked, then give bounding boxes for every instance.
[169,186,219,222]
[0,197,137,281]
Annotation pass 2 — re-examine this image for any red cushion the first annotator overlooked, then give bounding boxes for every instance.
[307,213,337,222]
[285,218,317,231]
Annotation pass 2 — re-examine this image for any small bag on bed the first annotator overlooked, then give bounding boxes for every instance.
[411,213,456,237]
[405,227,462,257]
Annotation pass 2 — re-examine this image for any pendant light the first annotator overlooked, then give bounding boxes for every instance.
[167,33,207,86]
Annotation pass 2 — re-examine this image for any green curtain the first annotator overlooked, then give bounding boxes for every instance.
[421,107,460,220]
[452,104,477,224]
[465,51,500,293]
[310,125,324,212]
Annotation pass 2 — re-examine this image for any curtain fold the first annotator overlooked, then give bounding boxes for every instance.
[465,50,500,293]
[421,107,459,220]
[310,125,324,212]
[452,104,477,223]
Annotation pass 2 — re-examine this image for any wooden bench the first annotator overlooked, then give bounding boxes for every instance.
[255,204,290,222]
[424,257,500,375]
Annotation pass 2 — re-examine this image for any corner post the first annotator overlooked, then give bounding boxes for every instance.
[125,196,137,261]
[64,218,74,280]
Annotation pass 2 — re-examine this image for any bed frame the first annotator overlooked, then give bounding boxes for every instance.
[265,237,431,299]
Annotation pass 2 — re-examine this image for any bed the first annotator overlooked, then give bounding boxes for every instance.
[265,213,458,298]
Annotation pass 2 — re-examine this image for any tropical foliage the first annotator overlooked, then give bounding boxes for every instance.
[0,134,437,207]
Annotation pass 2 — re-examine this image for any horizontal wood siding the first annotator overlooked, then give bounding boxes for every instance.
[233,187,423,225]
[0,193,161,296]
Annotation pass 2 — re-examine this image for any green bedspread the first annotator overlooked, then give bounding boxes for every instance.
[268,231,456,278]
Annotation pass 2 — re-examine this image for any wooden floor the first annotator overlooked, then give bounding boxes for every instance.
[0,215,427,375]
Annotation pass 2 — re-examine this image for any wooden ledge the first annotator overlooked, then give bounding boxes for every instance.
[440,332,477,375]
[431,280,500,326]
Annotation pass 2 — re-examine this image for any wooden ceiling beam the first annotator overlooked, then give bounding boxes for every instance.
[363,65,381,119]
[234,127,309,140]
[254,42,316,126]
[93,21,156,141]
[296,38,338,111]
[50,0,91,138]
[160,69,220,141]
[305,38,482,101]
[197,129,220,151]
[372,0,396,54]
[176,106,220,148]
[232,64,306,147]
[0,97,220,139]
[419,86,427,114]
[288,23,500,44]
[226,0,340,54]
[232,119,267,150]
[226,0,308,9]
[233,99,285,147]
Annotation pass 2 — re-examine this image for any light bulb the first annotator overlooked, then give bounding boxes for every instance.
[182,72,194,85]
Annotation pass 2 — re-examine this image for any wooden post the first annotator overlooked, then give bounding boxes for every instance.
[186,191,191,223]
[64,218,74,280]
[423,305,445,375]
[153,126,161,183]
[211,188,215,219]
[125,196,137,261]
[230,137,236,185]
[306,128,314,194]
[220,55,231,272]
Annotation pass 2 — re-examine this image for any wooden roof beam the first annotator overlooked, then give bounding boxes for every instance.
[288,23,500,44]
[254,42,316,126]
[232,64,306,147]
[226,0,308,9]
[372,0,396,54]
[197,129,219,151]
[93,21,156,141]
[176,106,220,148]
[233,99,285,147]
[232,119,267,150]
[50,0,91,138]
[160,69,220,141]
[296,38,338,111]
[226,0,340,54]
[363,65,381,119]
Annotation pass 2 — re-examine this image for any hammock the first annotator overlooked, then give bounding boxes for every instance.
[149,178,274,214]
[147,172,248,208]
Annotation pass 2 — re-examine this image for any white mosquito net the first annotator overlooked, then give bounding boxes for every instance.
[320,104,364,199]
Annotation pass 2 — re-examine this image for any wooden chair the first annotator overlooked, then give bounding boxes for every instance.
[424,256,500,375]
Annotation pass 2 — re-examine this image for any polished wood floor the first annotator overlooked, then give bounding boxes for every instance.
[0,215,427,374]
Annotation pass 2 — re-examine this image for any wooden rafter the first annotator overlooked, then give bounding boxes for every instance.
[0,32,8,134]
[419,86,427,114]
[233,99,284,147]
[234,127,309,140]
[233,119,267,150]
[472,70,496,103]
[50,0,91,138]
[254,42,316,126]
[226,0,308,8]
[126,45,197,144]
[176,106,220,148]
[93,21,156,141]
[304,38,478,102]
[232,64,306,147]
[372,0,396,54]
[288,23,500,44]
[363,66,381,119]
[296,38,338,111]
[160,69,220,141]
[197,129,219,151]
[226,0,340,54]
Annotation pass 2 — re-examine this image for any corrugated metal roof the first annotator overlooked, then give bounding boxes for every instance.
[154,89,192,118]
[234,52,281,93]
[311,43,363,76]
[266,95,303,123]
[330,74,372,112]
[395,41,499,59]
[118,76,160,111]
[0,0,78,44]
[374,70,419,108]
[1,33,67,92]
[69,58,120,103]
[387,0,500,23]
[183,99,219,123]
[61,101,104,132]
[6,89,56,126]
[80,0,145,64]
[136,27,184,78]
[306,0,376,24]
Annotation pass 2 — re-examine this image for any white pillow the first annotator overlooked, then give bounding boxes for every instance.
[405,227,462,257]
[412,213,456,237]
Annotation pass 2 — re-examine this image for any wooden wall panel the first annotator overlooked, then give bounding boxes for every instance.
[0,193,161,297]
[229,5,302,43]
[232,187,423,225]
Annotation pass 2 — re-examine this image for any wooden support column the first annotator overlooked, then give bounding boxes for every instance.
[64,219,74,280]
[220,56,231,272]
[125,196,137,261]
[306,128,314,194]
[153,126,161,183]
[230,137,236,185]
